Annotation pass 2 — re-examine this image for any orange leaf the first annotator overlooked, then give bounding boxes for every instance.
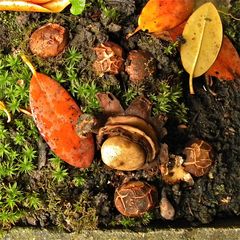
[41,0,70,12]
[206,35,240,80]
[153,21,186,42]
[167,21,186,42]
[25,0,51,3]
[30,72,95,168]
[0,0,70,12]
[127,0,194,38]
[0,1,51,12]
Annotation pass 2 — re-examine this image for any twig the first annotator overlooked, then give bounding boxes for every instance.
[37,136,47,170]
[218,10,240,21]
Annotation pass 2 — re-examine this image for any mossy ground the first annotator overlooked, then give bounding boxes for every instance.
[0,0,240,231]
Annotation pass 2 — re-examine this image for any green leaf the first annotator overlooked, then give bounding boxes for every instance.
[180,2,223,94]
[69,0,86,15]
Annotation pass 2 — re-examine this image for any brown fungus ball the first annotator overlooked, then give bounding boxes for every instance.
[114,181,158,217]
[93,41,124,76]
[183,139,213,177]
[29,23,68,58]
[125,50,157,84]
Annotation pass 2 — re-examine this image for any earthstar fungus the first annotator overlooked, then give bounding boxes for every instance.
[160,188,175,220]
[93,42,124,76]
[76,93,168,171]
[159,144,194,185]
[183,139,213,177]
[96,93,167,171]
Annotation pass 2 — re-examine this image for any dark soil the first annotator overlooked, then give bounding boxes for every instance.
[178,79,240,224]
[0,0,239,231]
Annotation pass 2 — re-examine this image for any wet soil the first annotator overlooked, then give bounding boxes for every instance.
[0,0,239,231]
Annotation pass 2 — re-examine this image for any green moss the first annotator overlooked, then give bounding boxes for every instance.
[97,0,120,22]
[148,81,188,123]
[111,212,154,229]
[72,190,98,230]
[0,54,41,228]
[0,182,41,229]
[0,12,22,50]
[44,181,98,231]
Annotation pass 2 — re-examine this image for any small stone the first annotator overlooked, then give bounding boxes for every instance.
[160,189,175,220]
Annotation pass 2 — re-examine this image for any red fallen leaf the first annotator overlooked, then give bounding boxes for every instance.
[167,21,186,42]
[206,35,240,80]
[127,0,194,39]
[30,72,95,168]
[153,21,186,42]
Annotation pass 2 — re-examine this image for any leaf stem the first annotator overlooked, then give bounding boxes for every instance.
[126,26,141,39]
[189,73,194,95]
[20,54,37,77]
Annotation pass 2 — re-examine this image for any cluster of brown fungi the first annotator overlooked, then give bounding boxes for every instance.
[29,23,214,219]
[77,92,214,218]
[90,41,214,218]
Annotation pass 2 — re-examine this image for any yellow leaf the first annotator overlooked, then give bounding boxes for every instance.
[180,2,223,94]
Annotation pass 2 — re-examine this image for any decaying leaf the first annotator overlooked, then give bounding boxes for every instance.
[0,0,70,12]
[180,2,223,94]
[96,92,124,116]
[22,55,95,168]
[206,35,240,80]
[126,0,194,39]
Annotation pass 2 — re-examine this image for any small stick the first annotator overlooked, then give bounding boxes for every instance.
[0,101,11,123]
[218,10,240,21]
